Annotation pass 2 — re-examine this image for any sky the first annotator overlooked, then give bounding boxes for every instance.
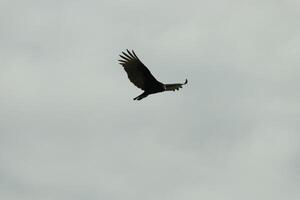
[0,0,300,199]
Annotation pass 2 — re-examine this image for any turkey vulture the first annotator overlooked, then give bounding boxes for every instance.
[119,49,188,100]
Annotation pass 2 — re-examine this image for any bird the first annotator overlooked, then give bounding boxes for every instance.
[118,49,188,100]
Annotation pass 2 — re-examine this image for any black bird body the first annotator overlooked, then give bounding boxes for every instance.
[119,50,188,100]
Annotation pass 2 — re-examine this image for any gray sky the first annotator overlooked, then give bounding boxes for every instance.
[1,0,300,199]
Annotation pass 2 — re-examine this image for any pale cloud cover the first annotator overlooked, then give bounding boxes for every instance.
[0,0,299,200]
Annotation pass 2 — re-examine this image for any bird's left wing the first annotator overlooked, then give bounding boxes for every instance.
[118,49,160,90]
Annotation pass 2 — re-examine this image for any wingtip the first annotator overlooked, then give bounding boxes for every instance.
[132,50,139,59]
[184,79,188,84]
[120,49,139,60]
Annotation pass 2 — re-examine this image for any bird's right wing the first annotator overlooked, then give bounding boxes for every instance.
[119,49,160,90]
[165,79,188,91]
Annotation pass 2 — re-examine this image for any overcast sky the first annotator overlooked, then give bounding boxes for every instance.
[1,0,300,200]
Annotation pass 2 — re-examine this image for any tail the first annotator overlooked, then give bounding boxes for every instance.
[165,79,188,91]
[133,92,149,100]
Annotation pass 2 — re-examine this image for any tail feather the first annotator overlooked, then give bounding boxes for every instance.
[133,92,148,100]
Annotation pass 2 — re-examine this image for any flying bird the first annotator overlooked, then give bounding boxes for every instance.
[119,49,188,100]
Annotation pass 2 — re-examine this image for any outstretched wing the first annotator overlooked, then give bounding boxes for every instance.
[165,79,188,91]
[119,49,160,90]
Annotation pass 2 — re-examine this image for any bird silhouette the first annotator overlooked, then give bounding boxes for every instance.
[119,49,188,100]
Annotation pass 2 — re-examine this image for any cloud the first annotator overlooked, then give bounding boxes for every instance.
[0,0,299,200]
